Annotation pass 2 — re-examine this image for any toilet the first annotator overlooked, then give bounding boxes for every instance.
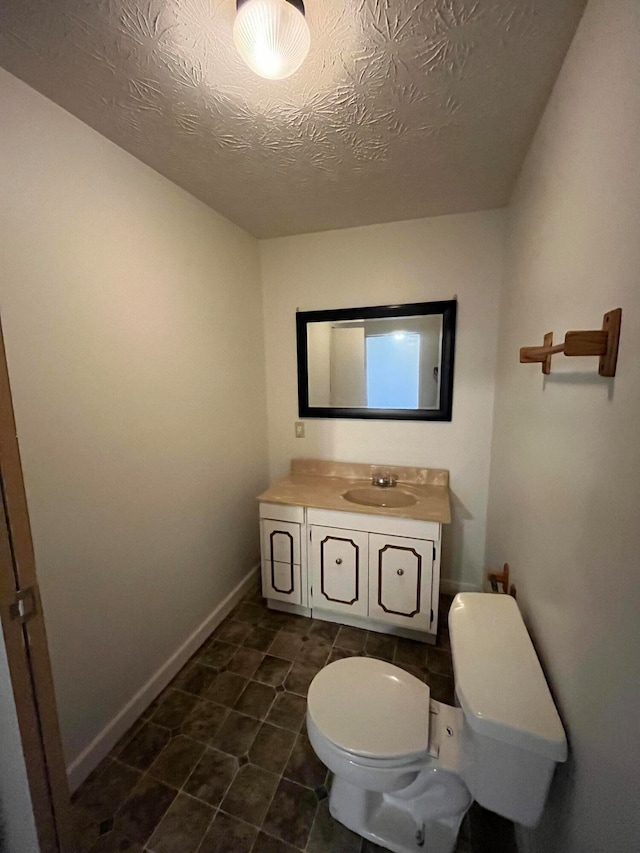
[306,593,567,853]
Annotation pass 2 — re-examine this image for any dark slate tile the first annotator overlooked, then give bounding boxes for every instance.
[253,655,292,687]
[268,631,304,661]
[150,689,200,729]
[242,584,264,604]
[76,760,141,822]
[296,637,331,667]
[276,614,310,636]
[233,681,276,719]
[87,830,143,852]
[108,722,143,760]
[258,609,292,631]
[394,637,428,669]
[198,642,238,669]
[284,661,320,698]
[327,647,358,664]
[117,722,171,772]
[334,626,367,652]
[71,803,100,852]
[307,799,362,853]
[392,660,425,682]
[198,811,257,853]
[426,647,454,678]
[146,792,214,853]
[361,840,389,852]
[243,627,278,652]
[262,777,317,848]
[74,757,113,801]
[266,692,307,732]
[206,670,248,707]
[210,711,261,757]
[364,632,397,661]
[226,646,264,678]
[147,735,205,789]
[251,831,300,853]
[171,662,218,697]
[234,602,266,623]
[283,733,327,789]
[114,776,176,846]
[424,672,455,704]
[214,620,252,645]
[183,748,238,807]
[309,619,340,643]
[181,699,229,745]
[220,763,280,826]
[248,723,296,775]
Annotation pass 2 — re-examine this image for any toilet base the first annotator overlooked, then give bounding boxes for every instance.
[329,774,470,853]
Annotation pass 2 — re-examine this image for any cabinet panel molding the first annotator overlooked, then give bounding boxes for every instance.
[311,526,368,617]
[261,560,301,605]
[368,534,434,631]
[377,543,422,617]
[261,519,301,566]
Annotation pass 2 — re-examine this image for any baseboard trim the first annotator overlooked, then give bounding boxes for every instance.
[440,579,482,595]
[66,564,259,791]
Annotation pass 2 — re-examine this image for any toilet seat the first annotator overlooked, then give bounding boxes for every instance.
[307,657,430,761]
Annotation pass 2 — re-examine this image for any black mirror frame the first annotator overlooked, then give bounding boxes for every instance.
[296,299,457,421]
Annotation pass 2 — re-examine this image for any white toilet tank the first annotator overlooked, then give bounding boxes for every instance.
[449,593,567,827]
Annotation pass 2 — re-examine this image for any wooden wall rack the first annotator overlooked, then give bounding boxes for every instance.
[520,308,622,376]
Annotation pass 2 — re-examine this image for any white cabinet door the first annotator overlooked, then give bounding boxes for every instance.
[310,526,368,616]
[261,519,302,605]
[368,534,434,631]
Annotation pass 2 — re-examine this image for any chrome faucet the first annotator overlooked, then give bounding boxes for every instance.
[371,471,397,488]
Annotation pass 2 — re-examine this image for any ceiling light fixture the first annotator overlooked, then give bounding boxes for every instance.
[234,0,311,80]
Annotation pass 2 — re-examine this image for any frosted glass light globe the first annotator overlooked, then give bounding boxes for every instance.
[234,0,311,80]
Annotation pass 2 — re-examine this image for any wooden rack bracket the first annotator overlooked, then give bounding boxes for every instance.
[520,308,622,376]
[488,563,509,594]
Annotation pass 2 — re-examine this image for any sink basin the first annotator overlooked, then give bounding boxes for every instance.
[342,487,417,508]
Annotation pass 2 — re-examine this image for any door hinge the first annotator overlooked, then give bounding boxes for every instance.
[9,586,38,625]
[430,608,434,623]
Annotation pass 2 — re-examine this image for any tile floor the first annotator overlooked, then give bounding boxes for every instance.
[71,586,514,853]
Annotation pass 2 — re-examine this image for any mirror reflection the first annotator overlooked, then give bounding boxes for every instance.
[307,315,443,410]
[296,300,456,421]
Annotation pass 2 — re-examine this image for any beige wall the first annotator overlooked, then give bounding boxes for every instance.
[260,211,504,590]
[486,1,640,850]
[0,69,269,769]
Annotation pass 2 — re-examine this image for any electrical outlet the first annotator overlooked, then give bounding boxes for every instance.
[295,421,305,438]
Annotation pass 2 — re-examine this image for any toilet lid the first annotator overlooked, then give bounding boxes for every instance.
[307,657,430,760]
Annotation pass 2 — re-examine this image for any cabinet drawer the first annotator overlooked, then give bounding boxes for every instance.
[368,534,434,631]
[261,519,301,565]
[310,526,368,617]
[261,560,301,605]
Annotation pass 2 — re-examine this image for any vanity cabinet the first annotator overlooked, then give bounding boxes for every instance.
[259,503,306,607]
[368,534,434,632]
[310,526,369,617]
[259,501,441,641]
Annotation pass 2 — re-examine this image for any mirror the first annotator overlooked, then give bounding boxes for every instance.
[296,300,456,421]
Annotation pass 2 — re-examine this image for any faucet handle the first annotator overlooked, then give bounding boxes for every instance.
[371,470,397,488]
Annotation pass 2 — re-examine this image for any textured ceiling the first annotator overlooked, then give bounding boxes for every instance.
[0,0,585,238]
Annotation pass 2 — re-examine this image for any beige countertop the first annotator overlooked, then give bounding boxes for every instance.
[257,459,451,524]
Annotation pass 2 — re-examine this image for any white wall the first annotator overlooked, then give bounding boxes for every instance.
[486,1,640,850]
[261,211,504,590]
[0,69,269,770]
[0,634,40,853]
